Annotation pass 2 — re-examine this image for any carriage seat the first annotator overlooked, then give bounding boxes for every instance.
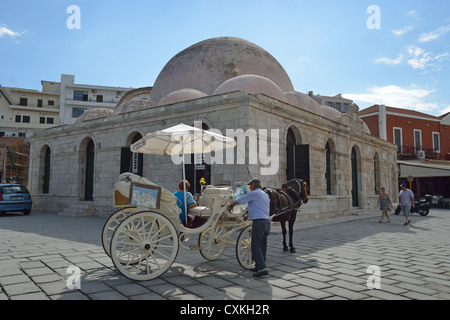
[189,206,212,218]
[198,187,234,206]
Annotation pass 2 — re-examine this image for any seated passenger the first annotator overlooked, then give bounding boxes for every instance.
[174,180,197,225]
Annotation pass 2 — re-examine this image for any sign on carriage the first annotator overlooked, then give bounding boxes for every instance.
[128,182,161,209]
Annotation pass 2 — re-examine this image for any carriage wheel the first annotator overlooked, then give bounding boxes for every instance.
[236,225,255,270]
[110,211,179,281]
[199,223,227,261]
[101,207,138,257]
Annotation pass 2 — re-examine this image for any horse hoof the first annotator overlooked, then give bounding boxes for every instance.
[290,248,296,253]
[283,246,289,252]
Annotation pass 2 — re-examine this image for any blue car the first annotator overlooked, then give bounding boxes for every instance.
[0,184,32,215]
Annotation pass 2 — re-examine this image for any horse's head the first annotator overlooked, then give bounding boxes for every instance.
[282,179,309,204]
[299,180,309,204]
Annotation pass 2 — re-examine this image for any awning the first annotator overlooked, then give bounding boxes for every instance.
[398,160,450,178]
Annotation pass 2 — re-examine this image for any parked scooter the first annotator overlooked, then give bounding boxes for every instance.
[395,195,432,216]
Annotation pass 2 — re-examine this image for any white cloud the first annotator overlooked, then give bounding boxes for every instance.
[344,85,440,113]
[440,105,450,115]
[375,46,449,72]
[392,26,414,37]
[418,25,450,43]
[0,25,22,38]
[375,54,404,65]
[407,10,418,18]
[406,45,449,71]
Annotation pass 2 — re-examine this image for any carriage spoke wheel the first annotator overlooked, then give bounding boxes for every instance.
[199,223,227,261]
[236,225,255,270]
[110,211,179,281]
[102,207,138,258]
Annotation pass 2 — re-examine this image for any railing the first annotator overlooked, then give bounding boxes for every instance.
[397,145,441,159]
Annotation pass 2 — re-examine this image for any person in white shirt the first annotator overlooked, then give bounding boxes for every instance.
[399,183,415,226]
[230,179,270,277]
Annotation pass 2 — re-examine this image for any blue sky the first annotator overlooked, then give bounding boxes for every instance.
[1,0,449,115]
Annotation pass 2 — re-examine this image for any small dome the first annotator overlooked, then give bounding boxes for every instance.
[362,121,371,135]
[322,106,342,122]
[284,91,324,117]
[113,100,156,115]
[213,74,287,103]
[115,87,152,108]
[75,108,113,123]
[157,88,208,106]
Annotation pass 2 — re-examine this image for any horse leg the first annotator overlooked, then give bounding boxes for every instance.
[288,210,297,253]
[280,221,289,252]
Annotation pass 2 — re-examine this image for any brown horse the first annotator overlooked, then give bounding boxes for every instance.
[264,179,309,253]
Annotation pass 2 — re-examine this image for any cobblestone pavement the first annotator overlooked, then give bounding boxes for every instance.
[1,209,450,300]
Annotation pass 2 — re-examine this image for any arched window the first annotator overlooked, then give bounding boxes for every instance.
[286,128,296,180]
[351,146,361,208]
[121,132,143,176]
[184,122,211,195]
[374,153,381,194]
[85,139,95,201]
[286,127,310,189]
[325,142,331,195]
[43,146,51,194]
[325,140,337,196]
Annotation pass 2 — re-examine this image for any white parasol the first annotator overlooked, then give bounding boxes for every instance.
[130,123,236,225]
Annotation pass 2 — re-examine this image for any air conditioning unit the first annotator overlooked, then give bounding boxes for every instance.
[417,150,426,160]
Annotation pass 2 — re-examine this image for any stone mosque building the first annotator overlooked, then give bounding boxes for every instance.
[28,37,398,220]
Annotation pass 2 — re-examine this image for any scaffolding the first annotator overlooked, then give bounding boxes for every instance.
[0,138,30,186]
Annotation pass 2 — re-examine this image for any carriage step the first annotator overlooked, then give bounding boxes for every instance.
[188,244,202,250]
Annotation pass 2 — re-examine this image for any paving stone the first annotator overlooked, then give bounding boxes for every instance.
[2,210,450,300]
[112,283,150,297]
[88,290,128,300]
[9,292,50,300]
[0,274,30,286]
[3,282,42,297]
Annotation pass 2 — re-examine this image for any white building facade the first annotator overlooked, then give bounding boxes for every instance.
[59,74,133,125]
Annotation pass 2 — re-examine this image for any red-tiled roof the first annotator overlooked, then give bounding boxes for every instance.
[358,105,440,120]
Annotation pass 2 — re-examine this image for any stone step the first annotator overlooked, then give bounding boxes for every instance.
[352,208,367,216]
[58,203,95,217]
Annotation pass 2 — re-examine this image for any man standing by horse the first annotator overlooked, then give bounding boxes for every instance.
[230,179,271,277]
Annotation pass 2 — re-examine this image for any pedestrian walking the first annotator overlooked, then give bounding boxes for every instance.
[377,187,392,223]
[399,183,415,226]
[229,178,271,277]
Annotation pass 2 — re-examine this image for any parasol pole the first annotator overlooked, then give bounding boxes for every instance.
[182,142,188,227]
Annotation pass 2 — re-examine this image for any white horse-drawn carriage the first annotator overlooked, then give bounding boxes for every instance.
[102,172,254,281]
[102,124,308,281]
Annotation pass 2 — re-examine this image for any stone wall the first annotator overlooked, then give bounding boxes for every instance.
[28,90,398,219]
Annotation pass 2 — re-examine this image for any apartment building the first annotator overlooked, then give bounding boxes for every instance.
[0,75,134,184]
[0,82,60,138]
[359,104,450,197]
[308,91,353,113]
[59,74,133,125]
[359,104,448,159]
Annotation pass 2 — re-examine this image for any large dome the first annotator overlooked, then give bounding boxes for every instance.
[149,37,294,104]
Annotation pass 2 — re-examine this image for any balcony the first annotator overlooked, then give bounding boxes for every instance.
[66,98,117,108]
[397,145,441,160]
